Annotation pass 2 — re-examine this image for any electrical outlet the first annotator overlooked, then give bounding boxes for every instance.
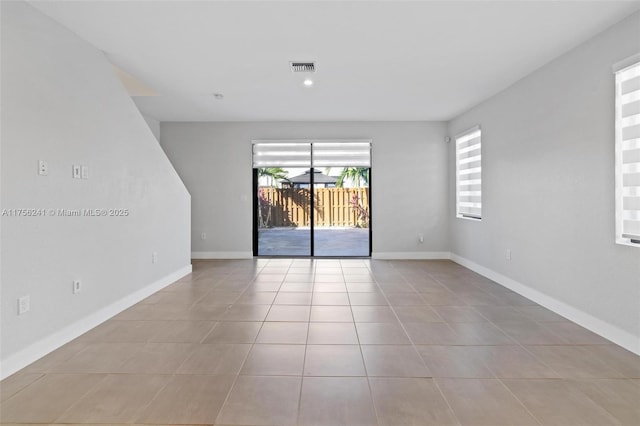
[152,252,158,264]
[81,165,89,179]
[38,160,48,176]
[18,295,30,315]
[418,233,424,243]
[73,280,81,294]
[506,249,512,260]
[72,165,81,179]
[201,232,207,240]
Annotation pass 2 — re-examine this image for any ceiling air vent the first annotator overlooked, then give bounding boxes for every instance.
[290,62,316,73]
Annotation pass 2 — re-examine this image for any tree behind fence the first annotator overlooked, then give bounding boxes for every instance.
[258,187,369,228]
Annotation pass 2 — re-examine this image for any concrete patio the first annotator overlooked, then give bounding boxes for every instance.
[258,227,370,257]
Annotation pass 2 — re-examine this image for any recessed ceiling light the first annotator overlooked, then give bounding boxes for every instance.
[303,78,314,87]
[213,93,224,100]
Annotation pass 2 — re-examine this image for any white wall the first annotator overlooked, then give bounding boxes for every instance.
[0,2,191,377]
[142,114,161,142]
[160,121,449,258]
[448,12,640,353]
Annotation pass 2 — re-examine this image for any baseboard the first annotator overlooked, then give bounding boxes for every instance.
[372,251,451,260]
[0,264,193,380]
[192,251,253,259]
[192,251,451,260]
[450,253,640,356]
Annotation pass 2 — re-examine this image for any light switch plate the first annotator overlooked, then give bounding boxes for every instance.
[38,160,48,176]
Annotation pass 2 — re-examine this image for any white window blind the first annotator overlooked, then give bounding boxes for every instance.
[615,59,640,245]
[252,141,371,168]
[312,142,371,167]
[456,127,482,220]
[252,142,311,168]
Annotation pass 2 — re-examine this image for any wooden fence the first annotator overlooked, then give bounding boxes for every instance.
[258,187,369,228]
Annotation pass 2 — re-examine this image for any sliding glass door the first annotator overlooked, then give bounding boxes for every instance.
[253,141,371,257]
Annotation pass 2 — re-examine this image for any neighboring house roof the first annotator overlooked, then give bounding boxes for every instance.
[284,170,337,184]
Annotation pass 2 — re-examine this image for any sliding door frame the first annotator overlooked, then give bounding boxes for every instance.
[252,140,372,258]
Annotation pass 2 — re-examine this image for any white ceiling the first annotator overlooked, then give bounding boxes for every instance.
[29,0,640,122]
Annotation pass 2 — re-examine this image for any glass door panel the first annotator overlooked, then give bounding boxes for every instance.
[256,167,311,256]
[314,167,370,257]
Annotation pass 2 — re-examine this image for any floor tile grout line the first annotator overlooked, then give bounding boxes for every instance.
[130,372,183,424]
[345,263,383,426]
[295,259,314,426]
[0,372,46,406]
[429,377,464,426]
[198,320,222,344]
[48,372,112,424]
[494,377,545,426]
[576,377,640,423]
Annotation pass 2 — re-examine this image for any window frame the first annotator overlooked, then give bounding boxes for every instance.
[455,125,483,221]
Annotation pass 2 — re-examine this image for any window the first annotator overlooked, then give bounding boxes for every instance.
[615,58,640,246]
[456,126,482,220]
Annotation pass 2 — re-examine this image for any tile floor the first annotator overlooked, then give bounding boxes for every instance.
[1,258,639,425]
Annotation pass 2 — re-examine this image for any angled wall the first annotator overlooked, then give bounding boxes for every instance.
[0,1,191,377]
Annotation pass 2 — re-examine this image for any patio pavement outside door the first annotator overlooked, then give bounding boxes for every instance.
[258,227,370,257]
